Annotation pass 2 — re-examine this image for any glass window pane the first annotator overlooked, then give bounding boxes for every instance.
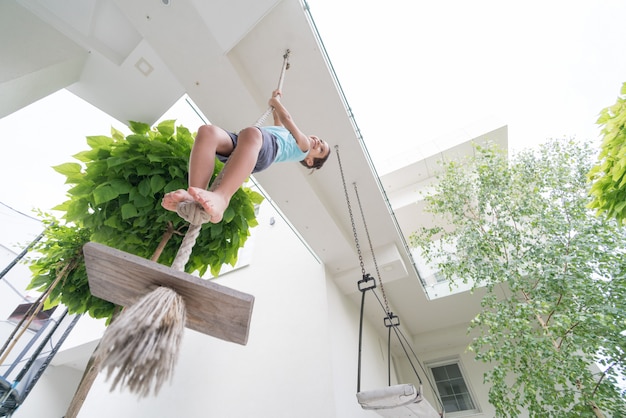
[432,367,448,380]
[456,393,475,410]
[441,395,460,412]
[449,377,467,393]
[430,362,476,412]
[436,381,454,396]
[445,364,462,378]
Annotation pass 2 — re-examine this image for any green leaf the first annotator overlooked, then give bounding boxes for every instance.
[128,121,150,135]
[133,194,154,208]
[73,149,98,162]
[126,134,147,145]
[64,199,89,221]
[222,206,235,223]
[106,157,128,168]
[150,175,166,194]
[111,127,125,141]
[53,162,82,176]
[156,119,175,137]
[137,178,151,197]
[109,178,132,194]
[86,135,114,149]
[147,154,164,163]
[121,203,138,219]
[248,190,265,205]
[68,181,95,197]
[164,179,186,193]
[93,184,119,205]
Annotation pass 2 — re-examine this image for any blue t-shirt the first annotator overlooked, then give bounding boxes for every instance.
[263,126,309,163]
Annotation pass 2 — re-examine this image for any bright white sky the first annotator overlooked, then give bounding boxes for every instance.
[1,0,626,246]
[308,0,626,162]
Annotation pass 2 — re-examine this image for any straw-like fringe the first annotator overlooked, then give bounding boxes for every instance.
[95,287,186,397]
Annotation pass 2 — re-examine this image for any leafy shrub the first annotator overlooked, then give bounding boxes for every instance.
[28,120,263,321]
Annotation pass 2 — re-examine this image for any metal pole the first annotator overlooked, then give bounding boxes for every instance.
[0,229,46,282]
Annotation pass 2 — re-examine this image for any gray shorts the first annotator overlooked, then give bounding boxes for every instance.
[217,127,278,173]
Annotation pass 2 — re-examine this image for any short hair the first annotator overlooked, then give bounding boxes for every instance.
[300,146,331,171]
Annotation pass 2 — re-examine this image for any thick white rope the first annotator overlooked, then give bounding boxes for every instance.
[254,49,290,128]
[171,202,210,271]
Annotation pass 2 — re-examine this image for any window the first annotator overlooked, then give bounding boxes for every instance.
[8,303,57,332]
[430,362,478,414]
[433,271,447,283]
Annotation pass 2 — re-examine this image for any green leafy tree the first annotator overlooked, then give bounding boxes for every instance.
[27,215,116,319]
[588,82,626,223]
[27,120,263,322]
[411,140,626,417]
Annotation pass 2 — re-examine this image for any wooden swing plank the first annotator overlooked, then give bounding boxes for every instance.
[83,242,254,345]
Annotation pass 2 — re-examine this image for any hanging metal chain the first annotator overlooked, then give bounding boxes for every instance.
[335,145,366,276]
[335,146,391,314]
[352,182,391,315]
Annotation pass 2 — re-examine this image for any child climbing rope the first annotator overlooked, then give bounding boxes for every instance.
[162,89,331,223]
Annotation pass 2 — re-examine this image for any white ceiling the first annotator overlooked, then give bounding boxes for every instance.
[1,0,508,347]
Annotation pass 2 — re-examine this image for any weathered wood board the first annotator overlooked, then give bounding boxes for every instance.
[83,242,254,345]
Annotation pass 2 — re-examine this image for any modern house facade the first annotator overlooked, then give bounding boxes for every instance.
[1,0,515,417]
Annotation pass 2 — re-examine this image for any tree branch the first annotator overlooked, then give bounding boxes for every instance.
[150,221,184,262]
[556,321,580,349]
[545,293,563,326]
[520,289,560,350]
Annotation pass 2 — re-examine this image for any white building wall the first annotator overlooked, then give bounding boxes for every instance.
[13,364,83,417]
[325,275,392,418]
[392,332,531,418]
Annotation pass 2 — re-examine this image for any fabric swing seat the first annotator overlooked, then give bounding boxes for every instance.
[357,384,441,418]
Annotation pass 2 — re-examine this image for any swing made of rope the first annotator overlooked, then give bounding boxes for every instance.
[335,146,444,418]
[83,50,290,397]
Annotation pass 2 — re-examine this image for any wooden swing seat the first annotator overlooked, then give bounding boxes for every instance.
[357,384,441,418]
[83,242,254,345]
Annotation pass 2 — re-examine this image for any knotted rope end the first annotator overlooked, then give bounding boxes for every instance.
[176,201,211,225]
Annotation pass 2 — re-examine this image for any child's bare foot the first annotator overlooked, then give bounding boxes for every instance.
[188,187,229,223]
[162,189,194,211]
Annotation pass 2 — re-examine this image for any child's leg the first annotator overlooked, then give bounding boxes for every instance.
[189,126,262,223]
[162,125,234,211]
[188,125,234,188]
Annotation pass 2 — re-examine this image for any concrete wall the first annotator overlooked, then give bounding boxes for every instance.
[13,365,83,418]
[326,275,391,418]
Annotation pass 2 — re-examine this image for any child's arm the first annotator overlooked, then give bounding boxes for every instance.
[272,108,283,127]
[268,90,309,152]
